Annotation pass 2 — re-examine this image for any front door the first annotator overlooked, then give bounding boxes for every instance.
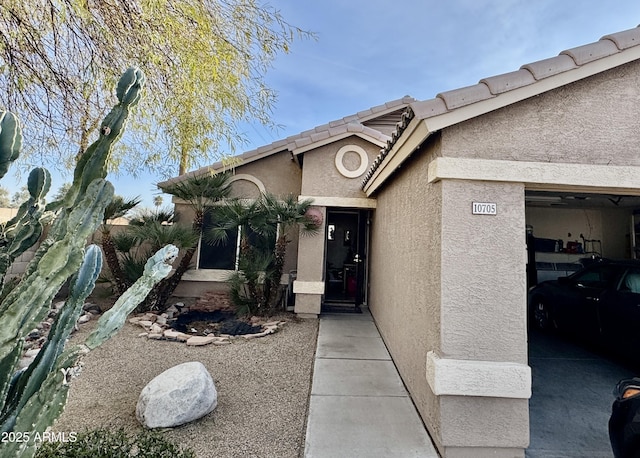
[324,209,369,308]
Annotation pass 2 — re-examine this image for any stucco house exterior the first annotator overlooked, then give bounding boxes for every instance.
[159,25,640,457]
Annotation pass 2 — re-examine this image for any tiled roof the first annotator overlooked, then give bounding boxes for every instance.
[361,25,640,189]
[158,96,416,188]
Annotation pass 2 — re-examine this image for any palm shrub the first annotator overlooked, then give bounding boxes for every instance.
[108,208,199,312]
[0,68,179,458]
[207,193,318,315]
[154,172,232,309]
[100,195,141,295]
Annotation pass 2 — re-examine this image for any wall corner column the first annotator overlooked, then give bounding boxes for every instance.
[294,206,326,317]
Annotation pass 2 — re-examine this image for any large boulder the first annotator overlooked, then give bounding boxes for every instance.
[136,361,217,428]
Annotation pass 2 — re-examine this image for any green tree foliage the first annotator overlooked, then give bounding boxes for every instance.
[9,186,29,208]
[0,186,10,207]
[0,1,312,175]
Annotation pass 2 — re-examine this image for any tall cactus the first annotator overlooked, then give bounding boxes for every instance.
[0,67,176,458]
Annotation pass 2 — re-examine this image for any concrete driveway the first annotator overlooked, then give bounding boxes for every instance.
[527,329,635,457]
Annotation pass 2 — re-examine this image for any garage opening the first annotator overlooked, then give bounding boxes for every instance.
[525,190,640,456]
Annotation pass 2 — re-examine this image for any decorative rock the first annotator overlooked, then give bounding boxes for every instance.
[148,333,163,340]
[83,303,102,315]
[142,313,157,322]
[77,313,92,324]
[138,332,149,338]
[164,329,190,341]
[212,339,231,346]
[24,348,40,358]
[150,323,164,334]
[242,330,271,340]
[136,361,217,428]
[186,336,217,346]
[137,320,153,329]
[155,315,167,326]
[17,356,35,370]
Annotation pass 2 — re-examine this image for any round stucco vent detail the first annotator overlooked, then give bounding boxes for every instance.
[334,145,369,178]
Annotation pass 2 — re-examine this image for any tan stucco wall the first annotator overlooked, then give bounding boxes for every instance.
[369,145,444,447]
[300,136,380,198]
[440,179,528,363]
[294,206,327,316]
[441,60,640,167]
[229,150,302,196]
[371,148,530,454]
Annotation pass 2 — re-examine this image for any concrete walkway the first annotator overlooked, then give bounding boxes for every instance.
[304,308,439,457]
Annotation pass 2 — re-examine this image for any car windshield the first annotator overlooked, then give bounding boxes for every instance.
[570,264,622,289]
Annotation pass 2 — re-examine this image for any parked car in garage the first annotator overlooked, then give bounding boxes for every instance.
[528,259,640,360]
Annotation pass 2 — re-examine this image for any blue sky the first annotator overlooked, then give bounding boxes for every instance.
[6,1,640,208]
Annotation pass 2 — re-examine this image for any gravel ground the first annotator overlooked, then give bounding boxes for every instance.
[52,309,319,458]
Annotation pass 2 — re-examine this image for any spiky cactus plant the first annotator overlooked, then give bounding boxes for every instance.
[0,67,176,458]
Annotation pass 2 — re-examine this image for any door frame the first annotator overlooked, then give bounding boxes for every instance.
[323,208,371,307]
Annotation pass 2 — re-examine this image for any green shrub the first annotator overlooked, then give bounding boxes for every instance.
[34,428,195,458]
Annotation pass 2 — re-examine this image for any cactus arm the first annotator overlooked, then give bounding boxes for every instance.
[0,342,23,415]
[0,362,71,458]
[0,246,102,435]
[66,67,145,208]
[0,180,114,363]
[0,111,22,179]
[0,168,51,284]
[85,244,178,349]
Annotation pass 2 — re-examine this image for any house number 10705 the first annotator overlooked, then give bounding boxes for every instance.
[472,202,497,215]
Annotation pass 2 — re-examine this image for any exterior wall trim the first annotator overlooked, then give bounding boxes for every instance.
[428,157,640,194]
[228,173,266,193]
[334,144,369,178]
[298,195,377,208]
[293,280,325,294]
[426,351,532,399]
[183,269,288,284]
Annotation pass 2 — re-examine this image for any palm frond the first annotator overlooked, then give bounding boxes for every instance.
[160,171,232,210]
[103,195,141,223]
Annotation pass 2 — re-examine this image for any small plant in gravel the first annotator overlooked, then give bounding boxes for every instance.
[34,428,195,458]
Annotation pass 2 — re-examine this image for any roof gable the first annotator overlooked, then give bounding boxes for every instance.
[362,25,640,193]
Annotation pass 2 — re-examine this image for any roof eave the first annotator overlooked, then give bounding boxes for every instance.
[292,131,388,156]
[363,118,431,196]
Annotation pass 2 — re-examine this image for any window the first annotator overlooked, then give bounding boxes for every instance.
[197,210,277,271]
[199,225,239,270]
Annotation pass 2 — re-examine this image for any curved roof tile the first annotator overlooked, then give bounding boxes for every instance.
[520,54,577,80]
[561,40,619,65]
[437,83,494,110]
[603,27,640,49]
[480,69,536,95]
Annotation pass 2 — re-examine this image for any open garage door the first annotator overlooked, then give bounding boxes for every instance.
[525,190,640,457]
